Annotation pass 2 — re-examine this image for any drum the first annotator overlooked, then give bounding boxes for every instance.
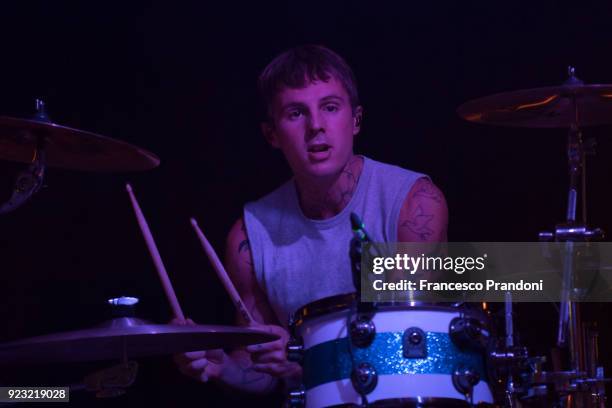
[286,294,494,407]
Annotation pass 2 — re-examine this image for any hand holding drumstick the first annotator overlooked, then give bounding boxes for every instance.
[186,218,301,380]
[126,184,296,387]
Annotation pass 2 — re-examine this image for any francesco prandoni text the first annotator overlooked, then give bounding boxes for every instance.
[372,279,544,292]
[371,254,544,292]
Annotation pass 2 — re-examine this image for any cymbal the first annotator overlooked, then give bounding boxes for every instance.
[0,116,160,171]
[457,84,612,128]
[0,317,277,365]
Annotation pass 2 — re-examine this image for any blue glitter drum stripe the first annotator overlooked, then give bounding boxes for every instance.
[302,332,487,390]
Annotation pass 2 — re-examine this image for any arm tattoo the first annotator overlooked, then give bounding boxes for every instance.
[401,205,434,241]
[413,179,442,204]
[238,220,253,266]
[238,239,250,253]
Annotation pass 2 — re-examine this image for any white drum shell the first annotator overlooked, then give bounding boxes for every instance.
[295,307,494,408]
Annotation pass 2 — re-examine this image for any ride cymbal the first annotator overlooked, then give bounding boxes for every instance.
[457,84,612,128]
[0,116,159,171]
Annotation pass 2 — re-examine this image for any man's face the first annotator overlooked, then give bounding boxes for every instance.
[265,77,361,180]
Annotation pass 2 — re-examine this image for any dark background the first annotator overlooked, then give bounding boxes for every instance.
[0,1,611,406]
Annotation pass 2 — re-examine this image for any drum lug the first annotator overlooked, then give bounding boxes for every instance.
[350,362,378,395]
[349,314,376,348]
[403,327,427,358]
[286,386,306,408]
[452,366,481,395]
[286,336,304,365]
[449,316,490,351]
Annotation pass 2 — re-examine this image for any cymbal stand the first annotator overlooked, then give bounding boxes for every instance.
[0,99,48,214]
[539,67,606,406]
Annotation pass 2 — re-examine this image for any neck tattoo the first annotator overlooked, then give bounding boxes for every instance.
[300,156,363,219]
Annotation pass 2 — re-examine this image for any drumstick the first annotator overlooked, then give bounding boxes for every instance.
[125,183,185,321]
[190,217,254,325]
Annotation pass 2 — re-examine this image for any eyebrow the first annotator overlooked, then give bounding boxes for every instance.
[319,95,344,104]
[280,101,307,112]
[280,94,345,112]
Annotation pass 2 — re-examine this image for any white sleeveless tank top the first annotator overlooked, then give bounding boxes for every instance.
[243,156,425,327]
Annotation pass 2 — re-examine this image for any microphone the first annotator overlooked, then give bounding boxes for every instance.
[349,213,365,298]
[350,212,372,242]
[350,212,383,257]
[349,213,377,311]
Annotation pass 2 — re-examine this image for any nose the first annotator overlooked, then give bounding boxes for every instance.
[306,110,326,138]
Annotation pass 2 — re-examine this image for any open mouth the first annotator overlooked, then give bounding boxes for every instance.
[307,144,331,153]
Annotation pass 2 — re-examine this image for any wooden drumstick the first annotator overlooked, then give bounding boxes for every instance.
[125,183,185,321]
[190,217,254,325]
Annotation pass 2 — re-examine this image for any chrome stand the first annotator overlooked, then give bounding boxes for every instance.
[0,100,49,214]
[537,67,607,407]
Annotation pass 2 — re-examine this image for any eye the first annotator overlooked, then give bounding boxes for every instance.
[323,104,339,112]
[287,109,303,120]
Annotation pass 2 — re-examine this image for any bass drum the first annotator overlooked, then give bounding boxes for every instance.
[287,294,495,407]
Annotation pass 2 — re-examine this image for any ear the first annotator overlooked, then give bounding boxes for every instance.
[352,106,363,135]
[261,121,280,148]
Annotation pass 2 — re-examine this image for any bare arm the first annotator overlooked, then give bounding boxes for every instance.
[398,177,448,242]
[217,217,283,393]
[175,218,300,394]
[225,218,280,325]
[392,177,449,284]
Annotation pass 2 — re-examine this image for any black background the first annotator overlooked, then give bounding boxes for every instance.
[1,1,611,406]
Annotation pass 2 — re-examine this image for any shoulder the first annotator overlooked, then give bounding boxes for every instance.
[244,178,298,242]
[363,157,427,200]
[365,156,423,179]
[245,179,295,213]
[397,177,448,242]
[226,218,251,270]
[227,217,247,244]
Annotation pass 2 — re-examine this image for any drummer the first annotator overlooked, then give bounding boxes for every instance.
[174,45,448,393]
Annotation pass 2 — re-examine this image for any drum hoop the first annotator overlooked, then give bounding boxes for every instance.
[326,397,492,407]
[291,293,482,328]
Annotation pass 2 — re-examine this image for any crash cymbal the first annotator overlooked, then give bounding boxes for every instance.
[0,317,277,365]
[457,84,612,128]
[0,116,159,171]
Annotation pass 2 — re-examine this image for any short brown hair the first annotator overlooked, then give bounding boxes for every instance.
[258,45,360,118]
